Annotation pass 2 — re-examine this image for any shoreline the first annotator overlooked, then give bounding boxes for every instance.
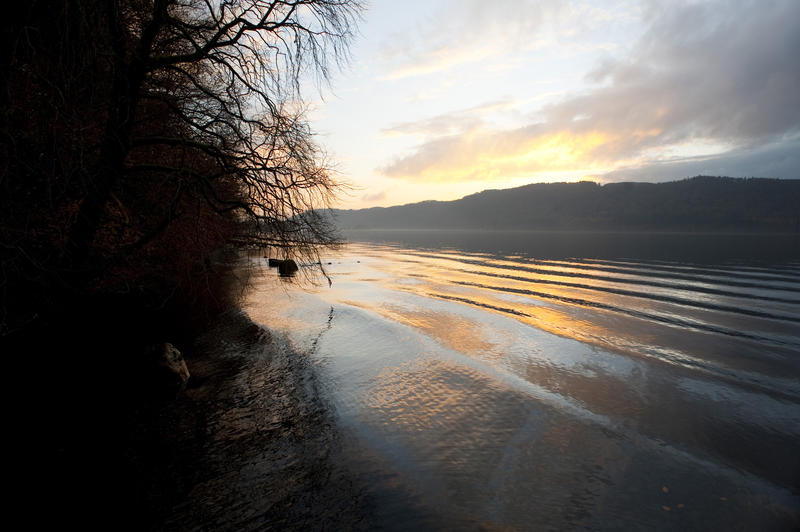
[122,310,369,530]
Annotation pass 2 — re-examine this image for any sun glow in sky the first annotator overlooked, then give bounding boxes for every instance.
[308,0,800,209]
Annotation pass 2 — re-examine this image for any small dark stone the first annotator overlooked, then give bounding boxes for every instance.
[278,258,298,276]
[145,342,190,395]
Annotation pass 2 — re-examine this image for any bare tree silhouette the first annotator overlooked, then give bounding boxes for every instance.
[1,0,363,333]
[74,0,360,264]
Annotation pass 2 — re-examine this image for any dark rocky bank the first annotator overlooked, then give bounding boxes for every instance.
[14,310,370,530]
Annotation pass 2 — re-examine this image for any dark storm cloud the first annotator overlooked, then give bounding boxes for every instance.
[554,0,800,149]
[600,137,800,182]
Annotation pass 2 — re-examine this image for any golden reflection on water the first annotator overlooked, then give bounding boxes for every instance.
[379,295,651,422]
[389,274,638,359]
[338,254,643,366]
[363,245,800,324]
[248,243,800,409]
[392,251,704,317]
[247,244,799,393]
[377,305,498,359]
[242,243,800,528]
[349,244,800,378]
[336,261,657,424]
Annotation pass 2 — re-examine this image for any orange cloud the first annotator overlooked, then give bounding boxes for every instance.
[381,128,626,182]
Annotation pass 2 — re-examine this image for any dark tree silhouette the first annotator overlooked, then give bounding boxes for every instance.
[1,4,364,524]
[1,0,362,334]
[71,0,360,260]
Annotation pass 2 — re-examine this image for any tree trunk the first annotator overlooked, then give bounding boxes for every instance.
[66,0,166,275]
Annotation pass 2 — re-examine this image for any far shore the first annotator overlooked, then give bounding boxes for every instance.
[344,228,800,236]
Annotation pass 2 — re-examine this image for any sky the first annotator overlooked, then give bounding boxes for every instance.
[306,0,800,209]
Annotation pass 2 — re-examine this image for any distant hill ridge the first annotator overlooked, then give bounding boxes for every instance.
[330,176,800,232]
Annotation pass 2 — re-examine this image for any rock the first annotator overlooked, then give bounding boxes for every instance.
[146,342,190,394]
[278,258,298,276]
[267,258,281,267]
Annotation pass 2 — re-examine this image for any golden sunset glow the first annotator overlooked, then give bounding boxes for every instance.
[310,0,799,208]
[381,130,625,184]
[516,131,613,167]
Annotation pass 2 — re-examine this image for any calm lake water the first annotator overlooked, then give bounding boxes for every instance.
[243,231,800,530]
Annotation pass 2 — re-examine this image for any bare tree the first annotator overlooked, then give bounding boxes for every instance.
[70,0,363,267]
[1,0,363,334]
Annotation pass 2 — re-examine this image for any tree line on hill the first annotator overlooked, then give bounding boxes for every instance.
[331,177,800,232]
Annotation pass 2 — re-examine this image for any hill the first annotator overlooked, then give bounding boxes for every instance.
[330,177,800,232]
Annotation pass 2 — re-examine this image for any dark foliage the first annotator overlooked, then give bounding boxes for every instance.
[2,0,361,337]
[1,2,360,524]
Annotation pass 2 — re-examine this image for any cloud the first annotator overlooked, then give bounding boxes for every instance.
[597,137,800,183]
[381,99,517,137]
[379,0,800,182]
[380,125,620,182]
[379,41,500,81]
[361,190,388,202]
[377,0,570,80]
[548,0,800,148]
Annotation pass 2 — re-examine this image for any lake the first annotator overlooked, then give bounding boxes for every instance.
[244,231,800,530]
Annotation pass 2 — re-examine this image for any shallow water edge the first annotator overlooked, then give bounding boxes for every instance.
[120,310,371,531]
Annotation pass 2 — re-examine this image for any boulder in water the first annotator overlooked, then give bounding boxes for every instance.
[278,259,298,276]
